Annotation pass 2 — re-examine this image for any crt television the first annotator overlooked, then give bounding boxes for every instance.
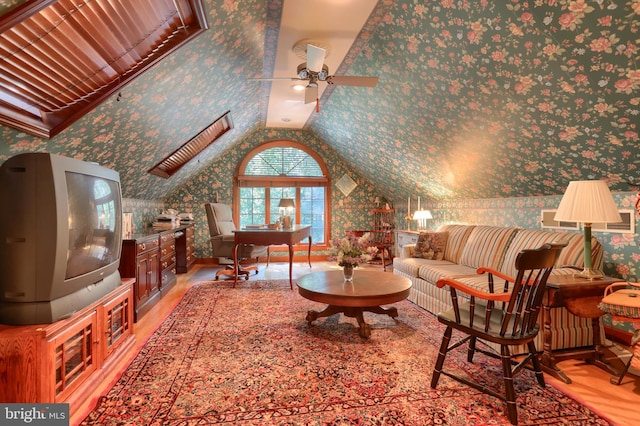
[0,152,123,325]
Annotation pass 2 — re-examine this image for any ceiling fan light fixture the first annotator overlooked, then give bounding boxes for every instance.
[297,63,309,79]
[292,84,306,91]
[317,64,329,81]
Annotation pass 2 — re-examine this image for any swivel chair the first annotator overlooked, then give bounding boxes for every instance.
[204,203,269,280]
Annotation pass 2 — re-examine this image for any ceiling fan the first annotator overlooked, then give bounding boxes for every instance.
[253,44,378,111]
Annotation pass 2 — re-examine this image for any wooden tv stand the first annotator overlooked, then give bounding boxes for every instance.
[0,279,135,415]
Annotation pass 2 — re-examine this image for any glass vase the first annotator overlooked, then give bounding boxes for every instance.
[343,264,354,282]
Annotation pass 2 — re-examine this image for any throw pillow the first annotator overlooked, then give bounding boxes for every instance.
[412,231,448,260]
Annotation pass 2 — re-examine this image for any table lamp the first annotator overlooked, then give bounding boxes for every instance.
[413,209,432,231]
[278,198,295,229]
[554,180,622,280]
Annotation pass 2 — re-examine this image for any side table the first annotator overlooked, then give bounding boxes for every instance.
[395,230,419,257]
[540,274,619,384]
[598,282,640,385]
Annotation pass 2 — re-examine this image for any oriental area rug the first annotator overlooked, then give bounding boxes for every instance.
[82,280,608,425]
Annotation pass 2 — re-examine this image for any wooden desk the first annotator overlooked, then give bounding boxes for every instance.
[297,270,411,338]
[233,225,312,289]
[541,274,619,383]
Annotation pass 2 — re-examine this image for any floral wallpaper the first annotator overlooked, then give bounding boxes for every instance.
[315,0,640,203]
[0,1,638,278]
[121,199,166,235]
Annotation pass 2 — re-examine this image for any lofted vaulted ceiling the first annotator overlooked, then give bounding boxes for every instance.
[0,0,638,203]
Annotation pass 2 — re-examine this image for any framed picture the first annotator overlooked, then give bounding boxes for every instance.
[336,174,357,197]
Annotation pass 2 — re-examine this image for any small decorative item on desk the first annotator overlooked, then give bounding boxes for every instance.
[153,211,179,230]
[328,232,378,282]
[178,212,194,224]
[281,215,292,229]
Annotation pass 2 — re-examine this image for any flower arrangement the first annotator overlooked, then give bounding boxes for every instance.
[328,232,379,267]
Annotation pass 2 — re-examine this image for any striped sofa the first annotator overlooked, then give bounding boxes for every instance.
[393,224,604,353]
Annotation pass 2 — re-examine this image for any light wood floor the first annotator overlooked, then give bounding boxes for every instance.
[73,262,640,426]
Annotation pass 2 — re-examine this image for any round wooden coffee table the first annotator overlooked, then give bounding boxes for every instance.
[296,270,412,338]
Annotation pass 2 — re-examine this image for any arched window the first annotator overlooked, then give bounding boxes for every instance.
[234,140,330,245]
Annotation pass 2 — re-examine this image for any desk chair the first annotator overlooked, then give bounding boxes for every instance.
[204,203,268,280]
[431,243,565,425]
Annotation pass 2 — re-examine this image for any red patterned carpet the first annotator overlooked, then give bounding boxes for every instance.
[82,280,608,425]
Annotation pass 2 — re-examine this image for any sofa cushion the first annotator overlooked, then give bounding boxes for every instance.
[437,224,475,264]
[499,229,575,277]
[499,229,601,278]
[458,226,518,270]
[418,263,478,285]
[393,257,451,278]
[412,231,448,260]
[442,273,496,294]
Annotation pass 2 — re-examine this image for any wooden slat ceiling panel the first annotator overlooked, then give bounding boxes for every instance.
[148,111,233,179]
[0,0,207,138]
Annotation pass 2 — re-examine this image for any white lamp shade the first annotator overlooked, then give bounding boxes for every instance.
[413,210,433,220]
[554,180,622,224]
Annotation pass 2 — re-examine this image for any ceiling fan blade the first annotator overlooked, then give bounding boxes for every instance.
[304,84,318,104]
[248,77,303,82]
[326,76,378,87]
[306,44,326,73]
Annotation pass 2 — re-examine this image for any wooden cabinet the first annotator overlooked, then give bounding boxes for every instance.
[160,232,177,289]
[119,224,193,321]
[102,282,135,361]
[176,224,195,273]
[120,234,161,320]
[0,280,134,414]
[395,230,420,257]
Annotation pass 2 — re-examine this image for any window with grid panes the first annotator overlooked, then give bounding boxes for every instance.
[235,141,329,245]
